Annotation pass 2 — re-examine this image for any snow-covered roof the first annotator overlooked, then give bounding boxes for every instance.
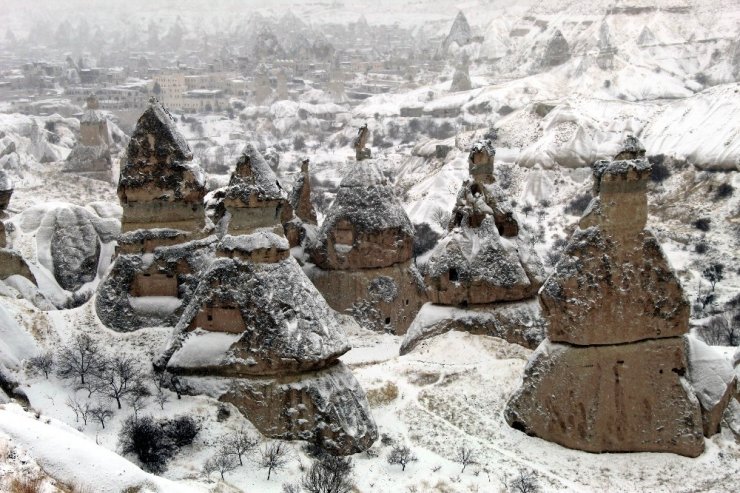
[319,162,413,237]
[219,232,289,253]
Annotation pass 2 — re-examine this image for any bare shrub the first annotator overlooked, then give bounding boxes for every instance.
[387,445,418,472]
[260,442,291,480]
[301,455,354,493]
[27,352,54,378]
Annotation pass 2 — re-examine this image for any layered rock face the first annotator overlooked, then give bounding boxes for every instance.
[117,99,206,234]
[212,144,292,235]
[403,141,545,351]
[158,238,377,455]
[64,94,112,182]
[307,162,425,335]
[505,141,733,457]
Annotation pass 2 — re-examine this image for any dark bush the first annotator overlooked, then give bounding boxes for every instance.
[693,218,711,232]
[119,415,176,473]
[648,155,671,183]
[413,223,441,257]
[564,193,592,216]
[695,242,708,254]
[714,183,734,200]
[163,415,200,448]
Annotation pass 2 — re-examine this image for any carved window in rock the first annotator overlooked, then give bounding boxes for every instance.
[130,271,178,297]
[334,220,354,246]
[189,303,246,334]
[449,268,459,282]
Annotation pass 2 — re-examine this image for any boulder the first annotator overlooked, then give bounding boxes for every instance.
[685,336,737,436]
[505,337,705,457]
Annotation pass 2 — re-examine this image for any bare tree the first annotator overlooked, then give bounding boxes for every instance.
[454,446,477,473]
[508,469,540,493]
[207,448,238,480]
[126,383,151,420]
[90,402,114,429]
[96,354,145,409]
[155,388,170,410]
[260,442,291,480]
[282,483,301,493]
[65,395,91,426]
[698,314,740,346]
[224,427,259,465]
[27,352,54,378]
[387,445,418,472]
[302,455,354,493]
[57,334,102,385]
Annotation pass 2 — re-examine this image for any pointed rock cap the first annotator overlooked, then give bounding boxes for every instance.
[228,143,284,200]
[163,256,350,377]
[320,162,412,236]
[127,98,192,164]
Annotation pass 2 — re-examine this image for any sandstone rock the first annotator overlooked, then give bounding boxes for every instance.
[290,158,317,225]
[353,124,371,161]
[468,140,495,185]
[175,363,378,455]
[0,221,5,248]
[442,11,472,52]
[64,95,113,182]
[162,256,349,376]
[541,228,689,346]
[0,170,12,212]
[117,99,206,233]
[309,163,413,270]
[216,232,289,263]
[0,248,36,285]
[213,144,292,235]
[542,29,570,67]
[505,338,705,457]
[306,261,425,335]
[425,218,541,306]
[450,63,472,92]
[96,236,217,332]
[448,179,518,237]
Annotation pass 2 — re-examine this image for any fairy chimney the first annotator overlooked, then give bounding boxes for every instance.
[65,93,112,181]
[504,137,731,458]
[117,99,206,234]
[468,139,495,184]
[290,158,317,225]
[354,124,371,161]
[213,144,292,235]
[157,236,378,455]
[306,162,425,335]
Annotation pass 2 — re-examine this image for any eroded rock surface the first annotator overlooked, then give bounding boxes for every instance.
[505,338,705,457]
